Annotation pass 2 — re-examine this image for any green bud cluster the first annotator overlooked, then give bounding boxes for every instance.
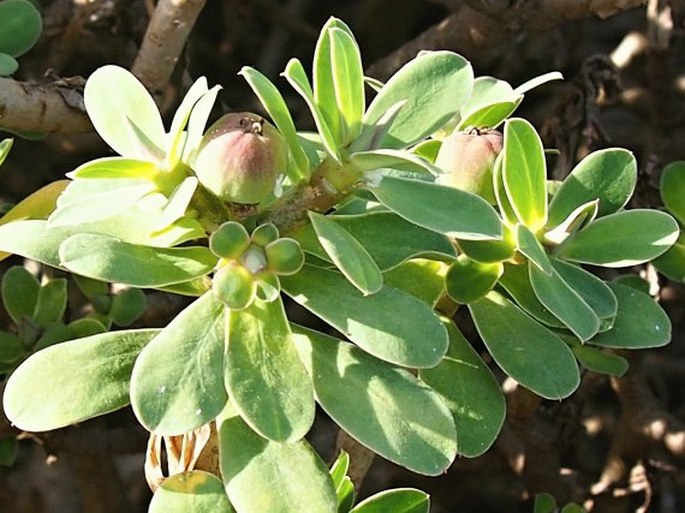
[209,221,304,309]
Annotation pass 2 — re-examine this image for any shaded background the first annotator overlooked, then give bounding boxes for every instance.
[1,1,684,511]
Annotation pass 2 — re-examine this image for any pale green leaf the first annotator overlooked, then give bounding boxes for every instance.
[445,255,502,304]
[660,161,685,225]
[653,232,685,282]
[166,77,210,170]
[59,234,216,287]
[149,471,235,513]
[370,176,502,240]
[281,265,447,368]
[3,329,158,431]
[130,293,227,435]
[329,27,364,142]
[350,489,429,513]
[517,224,553,274]
[349,149,439,175]
[309,212,382,295]
[292,325,457,476]
[226,297,314,442]
[0,138,13,167]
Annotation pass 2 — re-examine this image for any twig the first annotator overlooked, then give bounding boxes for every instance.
[131,0,208,94]
[366,0,647,80]
[335,430,376,493]
[0,77,91,134]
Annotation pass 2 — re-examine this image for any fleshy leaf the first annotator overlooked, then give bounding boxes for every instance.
[458,223,517,264]
[653,232,685,282]
[551,258,617,320]
[329,26,364,143]
[557,210,679,267]
[239,66,309,179]
[0,220,73,267]
[529,263,599,341]
[130,293,227,435]
[282,58,341,162]
[3,329,158,431]
[350,149,439,175]
[218,406,338,513]
[360,51,473,150]
[590,282,671,349]
[350,489,430,513]
[0,0,42,57]
[570,343,628,377]
[660,161,685,225]
[84,65,166,161]
[166,77,210,170]
[149,471,235,513]
[420,321,505,457]
[292,325,457,476]
[59,234,216,287]
[226,297,314,442]
[309,211,382,295]
[469,292,580,399]
[0,138,12,166]
[281,265,447,368]
[1,266,39,323]
[548,149,637,227]
[33,278,67,327]
[184,85,221,162]
[445,255,502,304]
[517,224,553,274]
[369,175,502,240]
[502,118,547,231]
[383,259,448,306]
[543,199,598,245]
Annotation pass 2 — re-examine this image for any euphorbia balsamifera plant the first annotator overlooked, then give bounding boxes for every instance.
[0,16,680,513]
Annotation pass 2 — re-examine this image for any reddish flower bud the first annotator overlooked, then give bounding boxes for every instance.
[434,129,503,204]
[192,112,287,204]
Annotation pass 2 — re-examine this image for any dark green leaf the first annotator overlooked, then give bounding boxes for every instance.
[110,287,147,326]
[1,265,39,323]
[130,293,227,435]
[445,255,502,304]
[590,282,671,349]
[653,232,685,282]
[548,149,637,227]
[282,265,448,368]
[469,292,580,399]
[552,259,617,320]
[292,325,457,475]
[33,278,67,326]
[350,488,429,513]
[420,321,505,457]
[3,329,158,431]
[558,210,679,267]
[0,0,42,57]
[0,331,24,363]
[571,344,628,377]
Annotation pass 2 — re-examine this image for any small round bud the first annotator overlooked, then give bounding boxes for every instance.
[210,221,251,259]
[265,238,304,276]
[212,262,257,310]
[241,245,268,275]
[251,223,280,247]
[435,129,502,204]
[192,112,288,204]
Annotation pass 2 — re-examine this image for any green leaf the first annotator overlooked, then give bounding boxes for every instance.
[571,343,628,377]
[292,325,457,475]
[329,452,355,512]
[383,259,448,306]
[350,489,429,513]
[0,437,18,467]
[184,84,221,162]
[493,152,518,226]
[502,118,547,231]
[1,265,39,323]
[329,27,364,143]
[349,149,439,175]
[360,51,473,150]
[166,78,210,170]
[653,232,685,282]
[590,282,671,349]
[543,199,598,245]
[558,210,679,267]
[282,265,447,368]
[0,331,24,364]
[445,255,502,304]
[420,321,505,457]
[660,161,685,225]
[152,176,198,231]
[329,451,350,489]
[469,292,580,399]
[226,297,314,442]
[370,176,502,240]
[3,329,158,431]
[454,76,520,130]
[84,65,166,161]
[218,406,338,513]
[534,493,557,513]
[294,211,455,271]
[283,58,341,162]
[33,278,67,327]
[548,148,637,227]
[0,0,42,57]
[68,317,107,339]
[512,71,563,96]
[149,471,235,513]
[48,177,157,227]
[517,224,553,274]
[0,53,18,76]
[239,66,309,179]
[309,212,382,295]
[59,234,216,287]
[110,287,147,326]
[0,138,12,166]
[529,263,599,341]
[551,258,617,320]
[458,222,517,263]
[68,156,160,180]
[130,293,228,434]
[458,101,519,131]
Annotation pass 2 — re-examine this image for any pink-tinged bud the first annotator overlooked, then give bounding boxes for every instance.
[192,112,287,204]
[434,129,503,204]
